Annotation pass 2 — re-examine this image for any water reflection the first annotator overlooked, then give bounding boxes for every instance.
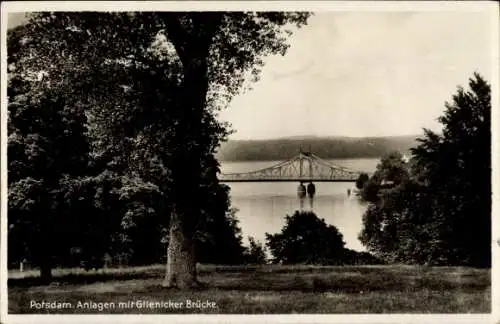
[228,181,368,251]
[221,158,378,252]
[298,196,315,211]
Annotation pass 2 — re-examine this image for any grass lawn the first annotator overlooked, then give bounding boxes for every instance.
[8,264,491,314]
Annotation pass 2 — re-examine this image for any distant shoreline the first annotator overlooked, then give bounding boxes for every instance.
[216,135,418,162]
[218,156,384,163]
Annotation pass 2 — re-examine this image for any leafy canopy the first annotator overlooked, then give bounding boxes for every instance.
[7,12,311,272]
[266,211,345,265]
[359,73,491,267]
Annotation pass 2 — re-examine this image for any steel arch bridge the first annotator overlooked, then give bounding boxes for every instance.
[219,151,366,182]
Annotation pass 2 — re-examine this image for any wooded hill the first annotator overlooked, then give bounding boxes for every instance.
[216,135,418,161]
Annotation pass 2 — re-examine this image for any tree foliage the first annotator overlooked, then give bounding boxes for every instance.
[359,73,491,267]
[266,211,382,265]
[243,237,267,264]
[7,12,311,285]
[357,151,410,202]
[7,70,92,278]
[266,211,346,265]
[355,173,370,190]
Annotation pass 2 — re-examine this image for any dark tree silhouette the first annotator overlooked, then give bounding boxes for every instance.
[355,173,370,190]
[358,151,410,202]
[7,12,311,288]
[359,73,491,267]
[7,73,91,280]
[266,211,345,265]
[244,237,267,264]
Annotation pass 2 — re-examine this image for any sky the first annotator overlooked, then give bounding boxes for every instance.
[217,11,494,140]
[7,10,495,140]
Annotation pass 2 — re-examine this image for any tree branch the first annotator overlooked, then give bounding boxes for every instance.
[163,12,223,64]
[191,12,224,50]
[162,13,191,65]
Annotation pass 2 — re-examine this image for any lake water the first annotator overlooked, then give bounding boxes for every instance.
[220,158,379,252]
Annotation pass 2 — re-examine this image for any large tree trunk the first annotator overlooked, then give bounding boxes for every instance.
[40,263,52,282]
[161,14,222,289]
[162,45,210,289]
[38,215,54,283]
[38,251,53,282]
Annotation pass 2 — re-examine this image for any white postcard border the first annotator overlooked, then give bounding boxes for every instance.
[1,1,498,323]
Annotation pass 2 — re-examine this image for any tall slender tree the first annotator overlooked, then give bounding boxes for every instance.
[411,72,491,267]
[156,12,311,288]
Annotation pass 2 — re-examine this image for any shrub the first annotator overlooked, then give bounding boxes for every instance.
[266,211,345,265]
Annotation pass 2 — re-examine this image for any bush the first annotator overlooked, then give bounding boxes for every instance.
[355,173,370,190]
[265,211,346,265]
[341,249,385,265]
[243,237,267,264]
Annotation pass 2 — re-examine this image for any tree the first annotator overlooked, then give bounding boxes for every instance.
[266,211,345,265]
[194,202,248,266]
[412,72,491,267]
[244,237,267,264]
[153,12,311,288]
[359,151,410,202]
[355,173,370,190]
[8,19,221,271]
[372,151,410,185]
[359,178,440,263]
[8,12,311,288]
[359,73,491,267]
[7,38,171,274]
[7,73,91,279]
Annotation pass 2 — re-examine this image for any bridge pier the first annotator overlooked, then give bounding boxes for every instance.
[307,181,316,210]
[307,181,316,198]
